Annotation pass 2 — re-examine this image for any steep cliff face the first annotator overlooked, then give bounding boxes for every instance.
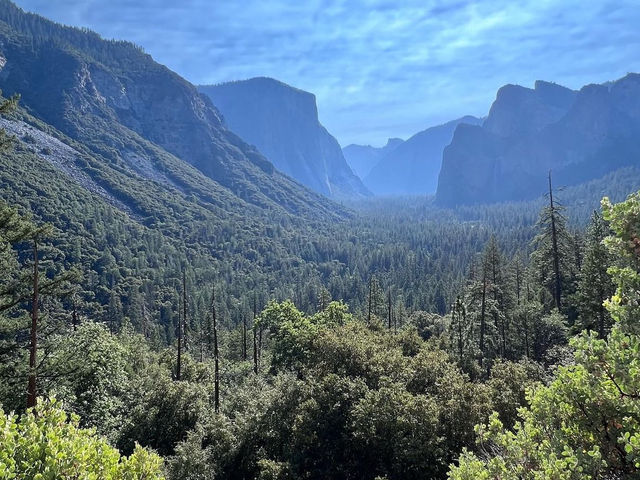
[342,138,403,180]
[199,78,370,199]
[364,116,482,195]
[436,75,640,206]
[483,81,577,137]
[0,0,339,218]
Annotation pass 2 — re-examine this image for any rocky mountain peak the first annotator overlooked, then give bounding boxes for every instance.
[199,78,370,198]
[436,75,640,206]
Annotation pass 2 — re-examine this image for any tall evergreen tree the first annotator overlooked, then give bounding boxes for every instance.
[531,173,575,312]
[575,211,614,337]
[449,295,473,366]
[211,286,219,413]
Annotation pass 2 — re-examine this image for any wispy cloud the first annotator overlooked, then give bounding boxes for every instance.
[16,0,640,145]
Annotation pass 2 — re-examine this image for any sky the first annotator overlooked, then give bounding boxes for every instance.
[15,0,640,146]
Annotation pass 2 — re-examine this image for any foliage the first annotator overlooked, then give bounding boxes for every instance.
[449,193,640,479]
[574,211,614,336]
[0,398,163,479]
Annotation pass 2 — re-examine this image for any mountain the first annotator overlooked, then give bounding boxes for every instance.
[342,138,403,179]
[0,0,356,324]
[436,76,640,206]
[0,0,341,219]
[199,78,370,199]
[364,116,482,195]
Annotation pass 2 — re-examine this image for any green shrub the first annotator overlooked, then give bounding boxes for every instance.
[0,398,164,479]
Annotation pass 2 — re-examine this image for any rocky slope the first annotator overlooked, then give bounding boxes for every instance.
[0,0,341,219]
[436,76,640,205]
[364,116,482,195]
[342,138,403,180]
[199,78,370,199]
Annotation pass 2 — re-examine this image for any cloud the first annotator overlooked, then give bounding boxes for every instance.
[15,0,640,146]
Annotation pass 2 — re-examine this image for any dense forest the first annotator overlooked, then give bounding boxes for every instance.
[2,83,640,477]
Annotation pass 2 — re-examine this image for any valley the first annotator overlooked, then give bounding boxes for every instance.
[0,1,639,479]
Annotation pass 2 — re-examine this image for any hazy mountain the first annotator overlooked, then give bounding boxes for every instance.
[0,0,341,220]
[436,76,640,205]
[342,138,403,179]
[199,78,370,199]
[364,116,482,195]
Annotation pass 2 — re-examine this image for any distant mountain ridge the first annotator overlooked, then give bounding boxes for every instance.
[363,116,482,195]
[343,138,404,180]
[199,78,370,199]
[436,75,640,205]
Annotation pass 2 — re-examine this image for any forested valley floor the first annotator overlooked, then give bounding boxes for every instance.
[2,155,640,479]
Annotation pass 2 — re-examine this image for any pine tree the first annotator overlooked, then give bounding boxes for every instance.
[484,237,509,358]
[211,286,219,413]
[252,296,258,374]
[26,237,39,408]
[367,275,385,324]
[531,172,575,312]
[449,295,475,373]
[465,256,488,366]
[242,312,247,361]
[575,211,614,337]
[176,277,182,381]
[316,286,331,312]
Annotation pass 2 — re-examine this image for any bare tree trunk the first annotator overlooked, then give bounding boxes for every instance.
[367,277,372,324]
[258,326,263,367]
[141,301,148,339]
[598,292,606,339]
[27,238,39,408]
[72,293,78,332]
[457,308,463,362]
[549,172,562,310]
[515,261,522,306]
[211,287,219,413]
[524,310,530,359]
[176,287,182,381]
[242,314,247,361]
[183,270,188,351]
[387,288,392,330]
[253,297,258,374]
[479,272,487,367]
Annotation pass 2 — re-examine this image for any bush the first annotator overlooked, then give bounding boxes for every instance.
[0,398,164,479]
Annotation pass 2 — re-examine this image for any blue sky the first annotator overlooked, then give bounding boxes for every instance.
[15,0,640,146]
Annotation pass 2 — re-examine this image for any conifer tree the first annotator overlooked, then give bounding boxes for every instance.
[575,211,614,337]
[316,286,331,312]
[26,237,39,408]
[211,286,219,413]
[531,172,575,312]
[242,312,247,361]
[449,295,469,363]
[176,279,182,381]
[253,296,258,374]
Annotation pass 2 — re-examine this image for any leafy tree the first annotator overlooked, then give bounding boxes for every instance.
[351,382,442,479]
[0,398,164,479]
[449,193,640,479]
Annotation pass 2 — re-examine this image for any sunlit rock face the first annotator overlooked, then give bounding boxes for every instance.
[200,77,371,199]
[436,75,640,206]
